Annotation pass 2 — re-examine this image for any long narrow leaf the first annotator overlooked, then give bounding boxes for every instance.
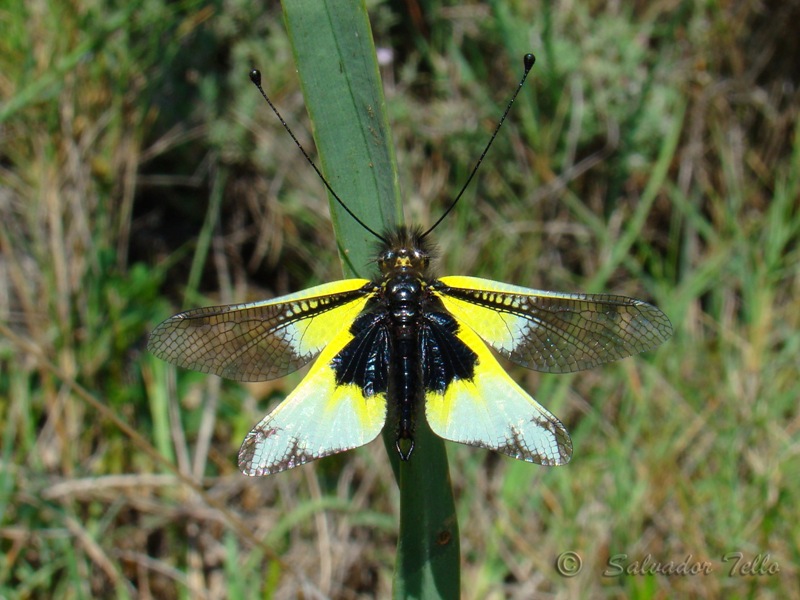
[282,2,460,597]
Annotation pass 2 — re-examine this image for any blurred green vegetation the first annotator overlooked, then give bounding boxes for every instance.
[1,0,798,598]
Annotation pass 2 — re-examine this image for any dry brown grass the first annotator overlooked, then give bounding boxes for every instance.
[1,1,798,598]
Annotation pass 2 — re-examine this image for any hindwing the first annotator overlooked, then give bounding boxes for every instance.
[239,320,388,475]
[422,313,572,465]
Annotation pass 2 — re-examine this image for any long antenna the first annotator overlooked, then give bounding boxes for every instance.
[421,53,536,239]
[249,69,388,244]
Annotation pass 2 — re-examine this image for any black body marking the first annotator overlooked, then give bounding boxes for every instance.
[420,309,476,393]
[330,307,391,398]
[329,226,478,460]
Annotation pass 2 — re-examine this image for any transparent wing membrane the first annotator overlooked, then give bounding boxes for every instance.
[147,280,371,381]
[437,276,672,373]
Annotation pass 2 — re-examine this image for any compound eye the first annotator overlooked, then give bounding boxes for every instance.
[378,250,393,270]
[412,250,428,268]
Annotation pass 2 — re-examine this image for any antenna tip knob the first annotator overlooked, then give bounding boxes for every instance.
[249,69,261,86]
[523,53,536,71]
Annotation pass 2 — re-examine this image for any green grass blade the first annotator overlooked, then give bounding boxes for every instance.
[283,0,402,275]
[392,426,460,599]
[282,1,460,597]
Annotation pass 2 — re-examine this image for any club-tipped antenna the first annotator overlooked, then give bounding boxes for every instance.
[420,53,536,239]
[249,69,388,244]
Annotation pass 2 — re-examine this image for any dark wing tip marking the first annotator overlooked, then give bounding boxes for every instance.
[494,417,573,466]
[238,427,318,476]
[452,414,573,467]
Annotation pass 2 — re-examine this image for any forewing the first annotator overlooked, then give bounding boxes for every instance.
[436,275,672,374]
[238,322,388,475]
[147,279,371,381]
[424,319,571,465]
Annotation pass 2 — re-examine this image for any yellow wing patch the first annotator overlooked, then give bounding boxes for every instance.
[437,275,672,373]
[239,323,387,475]
[148,279,371,381]
[424,321,572,466]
